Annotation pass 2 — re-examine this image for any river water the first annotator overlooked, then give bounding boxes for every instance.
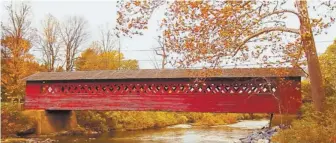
[28,120,269,143]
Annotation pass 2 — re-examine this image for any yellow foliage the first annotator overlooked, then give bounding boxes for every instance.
[1,36,47,101]
[75,48,139,71]
[272,41,336,143]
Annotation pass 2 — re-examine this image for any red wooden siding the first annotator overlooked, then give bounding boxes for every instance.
[25,77,301,113]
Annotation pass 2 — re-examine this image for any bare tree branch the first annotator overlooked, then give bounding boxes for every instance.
[153,36,168,69]
[233,27,300,56]
[38,14,61,71]
[98,23,118,52]
[59,16,89,71]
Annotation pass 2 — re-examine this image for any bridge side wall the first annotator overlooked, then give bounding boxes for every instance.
[25,77,301,113]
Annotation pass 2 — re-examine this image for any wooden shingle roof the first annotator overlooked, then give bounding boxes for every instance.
[25,68,304,81]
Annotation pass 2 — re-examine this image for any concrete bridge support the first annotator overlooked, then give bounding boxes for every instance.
[23,110,77,134]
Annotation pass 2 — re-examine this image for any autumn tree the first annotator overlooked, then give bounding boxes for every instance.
[1,2,45,101]
[116,0,336,112]
[59,16,89,71]
[75,43,138,71]
[38,14,61,72]
[319,39,336,95]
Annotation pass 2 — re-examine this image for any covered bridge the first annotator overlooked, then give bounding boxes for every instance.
[25,68,303,113]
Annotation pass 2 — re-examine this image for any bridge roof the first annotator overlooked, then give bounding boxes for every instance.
[25,68,303,81]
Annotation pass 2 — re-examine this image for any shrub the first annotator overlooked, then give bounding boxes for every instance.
[181,112,247,126]
[75,111,257,132]
[1,103,36,138]
[75,111,108,133]
[103,111,188,130]
[272,96,336,143]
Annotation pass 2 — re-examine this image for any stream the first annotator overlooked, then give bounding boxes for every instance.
[14,120,270,143]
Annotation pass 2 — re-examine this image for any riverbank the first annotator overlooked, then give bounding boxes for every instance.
[1,102,267,138]
[2,120,271,143]
[75,111,266,132]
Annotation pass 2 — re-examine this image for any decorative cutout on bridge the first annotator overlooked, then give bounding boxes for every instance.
[40,79,277,96]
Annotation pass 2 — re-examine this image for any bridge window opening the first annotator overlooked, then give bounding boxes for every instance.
[225,86,230,92]
[172,85,177,91]
[80,86,85,93]
[189,86,194,93]
[242,86,247,91]
[254,87,260,93]
[54,85,60,93]
[115,85,120,91]
[149,85,155,93]
[164,85,169,91]
[94,85,98,92]
[86,86,92,93]
[109,86,114,92]
[219,84,225,94]
[75,86,80,93]
[61,86,65,93]
[70,86,75,93]
[131,85,136,90]
[66,86,71,93]
[206,86,211,93]
[145,85,150,93]
[272,87,276,92]
[93,85,99,92]
[140,85,144,92]
[262,87,268,92]
[198,87,202,92]
[179,85,184,92]
[251,87,256,93]
[215,86,220,94]
[48,86,52,93]
[156,85,161,92]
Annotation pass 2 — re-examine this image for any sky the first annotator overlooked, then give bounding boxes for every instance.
[1,0,335,69]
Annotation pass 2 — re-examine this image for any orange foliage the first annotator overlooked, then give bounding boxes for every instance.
[117,0,336,111]
[117,1,335,68]
[1,36,46,101]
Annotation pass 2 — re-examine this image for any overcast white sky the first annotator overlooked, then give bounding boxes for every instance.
[1,0,335,69]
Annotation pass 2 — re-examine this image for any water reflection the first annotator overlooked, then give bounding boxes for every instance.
[37,120,269,143]
[50,127,252,143]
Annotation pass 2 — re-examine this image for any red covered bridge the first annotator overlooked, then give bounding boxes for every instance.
[25,68,303,114]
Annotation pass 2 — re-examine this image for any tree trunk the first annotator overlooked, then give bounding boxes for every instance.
[297,0,325,112]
